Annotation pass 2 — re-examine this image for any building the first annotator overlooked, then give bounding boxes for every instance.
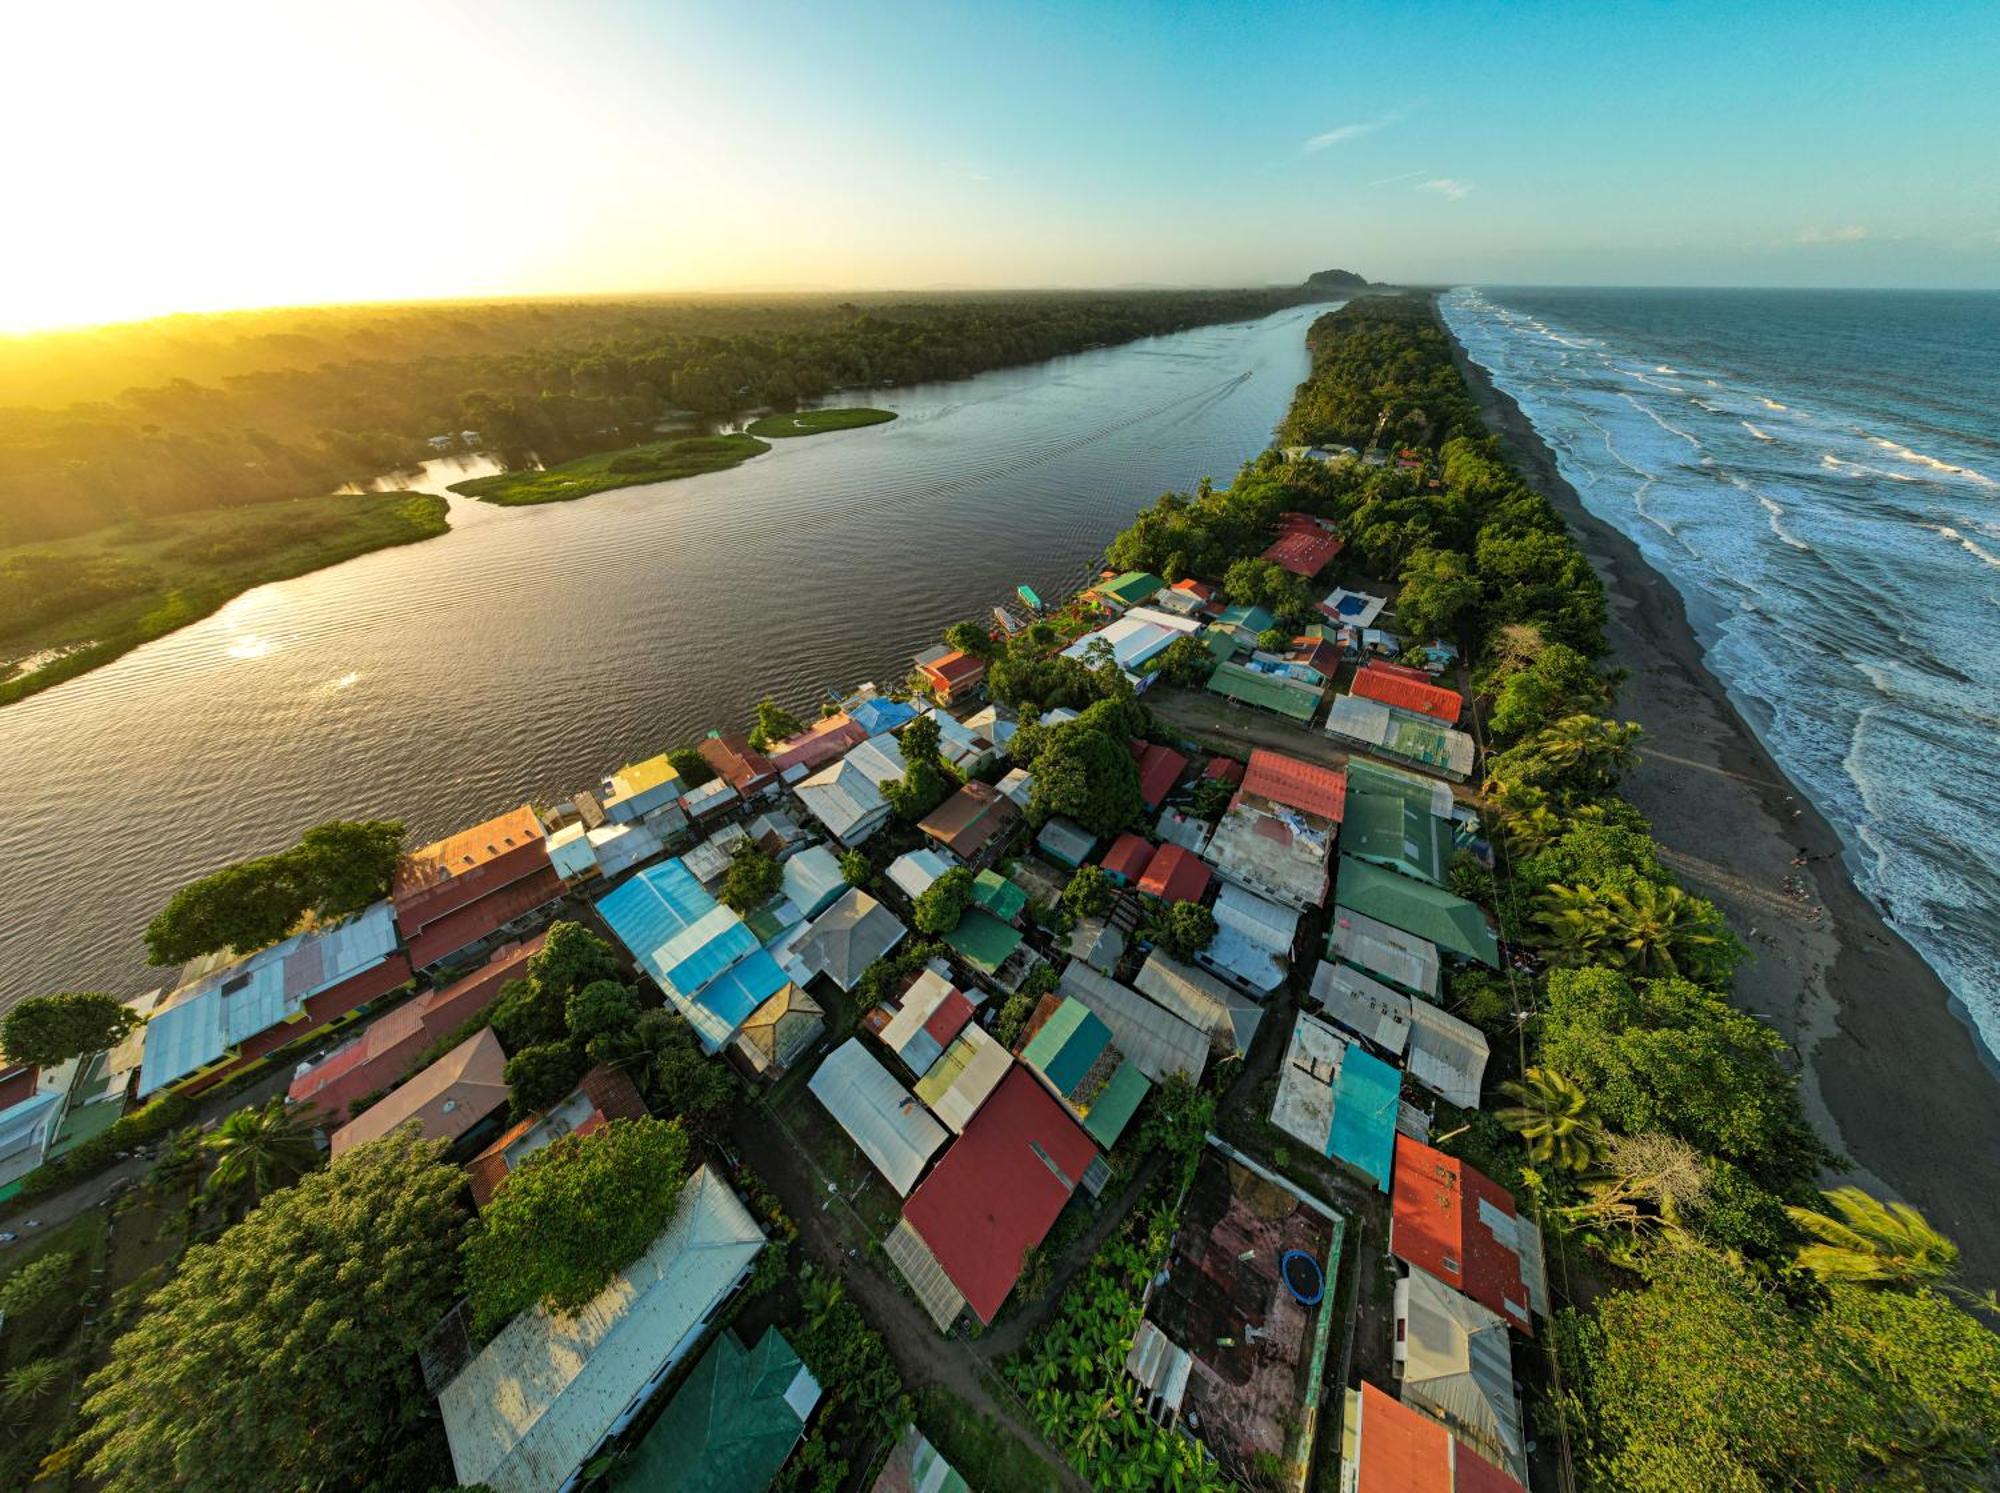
[394,807,563,971]
[780,844,848,921]
[733,981,825,1079]
[699,732,780,797]
[437,1166,765,1493]
[970,869,1028,924]
[1067,916,1127,975]
[1020,994,1150,1147]
[912,1023,1011,1133]
[796,743,901,846]
[1057,961,1207,1085]
[879,969,975,1075]
[1155,808,1212,856]
[1405,1001,1491,1110]
[996,766,1033,810]
[1342,780,1454,887]
[1242,746,1348,822]
[1100,831,1154,885]
[0,1060,64,1191]
[1205,660,1322,723]
[290,933,544,1121]
[1335,858,1499,967]
[330,1027,509,1158]
[887,847,953,902]
[767,714,869,776]
[612,1326,821,1493]
[917,781,1021,867]
[1086,570,1164,611]
[1327,906,1443,1000]
[939,908,1023,978]
[1203,803,1332,912]
[849,694,920,736]
[1268,1014,1400,1190]
[793,889,907,992]
[1319,587,1387,628]
[871,1425,970,1493]
[1261,515,1343,578]
[1338,1381,1525,1493]
[1350,663,1464,725]
[600,755,687,830]
[1324,695,1477,782]
[1131,951,1264,1060]
[886,1065,1102,1330]
[810,1038,947,1195]
[1200,881,1299,995]
[1060,607,1201,680]
[139,901,411,1100]
[1036,816,1096,868]
[918,708,994,773]
[465,1064,649,1207]
[1390,1135,1544,1333]
[1130,740,1188,809]
[916,649,986,705]
[1394,1268,1528,1484]
[1137,842,1211,904]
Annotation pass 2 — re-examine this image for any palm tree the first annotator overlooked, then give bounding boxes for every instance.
[1787,1187,1959,1289]
[1495,1068,1609,1172]
[201,1097,319,1209]
[1525,713,1643,789]
[1535,879,1729,979]
[1561,1133,1710,1251]
[1481,778,1562,856]
[1,1356,69,1408]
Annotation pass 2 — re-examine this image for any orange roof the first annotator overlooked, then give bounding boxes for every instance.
[1353,1383,1451,1493]
[330,1026,509,1156]
[395,805,545,898]
[1352,664,1463,724]
[1391,1134,1535,1334]
[920,650,986,688]
[1241,747,1347,823]
[1261,528,1343,578]
[1138,844,1211,904]
[1101,832,1154,882]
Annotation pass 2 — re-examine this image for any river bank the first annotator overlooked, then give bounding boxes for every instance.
[1444,316,2000,1291]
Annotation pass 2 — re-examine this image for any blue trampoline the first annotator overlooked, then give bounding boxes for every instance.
[1280,1249,1324,1305]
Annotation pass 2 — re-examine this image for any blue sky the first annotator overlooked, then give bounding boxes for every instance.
[6,0,1997,326]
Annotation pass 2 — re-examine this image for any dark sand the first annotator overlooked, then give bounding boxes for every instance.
[1444,321,2000,1292]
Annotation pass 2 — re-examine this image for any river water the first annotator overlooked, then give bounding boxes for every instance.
[0,302,1334,1007]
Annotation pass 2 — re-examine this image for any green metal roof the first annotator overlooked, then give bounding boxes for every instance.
[1334,856,1498,966]
[942,908,1024,974]
[1202,627,1247,663]
[1340,786,1449,886]
[1082,1059,1151,1147]
[1022,997,1108,1094]
[615,1326,819,1493]
[1205,660,1320,722]
[970,869,1028,924]
[1215,603,1276,636]
[1097,570,1164,607]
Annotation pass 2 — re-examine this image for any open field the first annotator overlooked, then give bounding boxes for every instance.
[446,433,769,506]
[744,407,897,438]
[0,490,448,709]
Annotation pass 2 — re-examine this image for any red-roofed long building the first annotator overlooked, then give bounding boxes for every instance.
[767,714,869,775]
[1241,747,1348,824]
[887,1065,1101,1329]
[1352,663,1464,725]
[1261,515,1343,578]
[393,806,562,970]
[1390,1134,1539,1335]
[1100,832,1155,885]
[1341,1382,1525,1493]
[698,732,778,795]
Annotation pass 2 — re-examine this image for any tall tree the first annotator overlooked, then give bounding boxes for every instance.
[1494,1067,1609,1172]
[290,818,406,920]
[0,991,138,1067]
[717,843,783,914]
[201,1097,320,1209]
[748,696,805,751]
[1786,1188,1961,1291]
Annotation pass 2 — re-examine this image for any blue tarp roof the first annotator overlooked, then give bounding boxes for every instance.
[698,949,792,1035]
[850,697,918,735]
[1329,1045,1400,1191]
[598,860,771,1051]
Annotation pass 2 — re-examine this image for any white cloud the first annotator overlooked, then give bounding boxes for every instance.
[1303,111,1401,152]
[1419,177,1473,201]
[1369,169,1429,187]
[1795,224,1868,243]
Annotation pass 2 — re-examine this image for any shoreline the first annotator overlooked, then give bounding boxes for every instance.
[1443,313,2000,1291]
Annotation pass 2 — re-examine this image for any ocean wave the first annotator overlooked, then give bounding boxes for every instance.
[1821,453,1916,481]
[1867,436,1996,486]
[1923,524,2000,571]
[1622,394,1704,451]
[1757,495,1812,552]
[1655,365,1680,375]
[1742,422,1775,442]
[1760,397,1788,411]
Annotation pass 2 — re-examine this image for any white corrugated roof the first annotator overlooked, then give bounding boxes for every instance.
[439,1165,765,1493]
[1271,1012,1344,1151]
[1213,882,1301,953]
[1327,908,1441,999]
[1310,960,1413,1057]
[913,1023,1012,1133]
[808,1039,946,1195]
[1395,1267,1526,1481]
[1405,999,1491,1109]
[781,845,847,920]
[888,848,952,901]
[1130,953,1262,1058]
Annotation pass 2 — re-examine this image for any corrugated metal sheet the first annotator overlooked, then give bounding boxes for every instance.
[808,1040,947,1196]
[1213,881,1301,952]
[1395,1269,1527,1484]
[913,1024,1011,1133]
[780,845,847,920]
[1330,1045,1401,1190]
[1327,907,1443,999]
[1131,953,1263,1059]
[1057,962,1207,1085]
[1310,960,1413,1056]
[1406,1000,1491,1109]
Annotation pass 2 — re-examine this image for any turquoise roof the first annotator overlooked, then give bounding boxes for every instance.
[1022,997,1109,1094]
[1083,1060,1151,1147]
[614,1326,819,1493]
[941,908,1023,973]
[1329,1046,1400,1191]
[598,859,771,1051]
[1216,603,1276,635]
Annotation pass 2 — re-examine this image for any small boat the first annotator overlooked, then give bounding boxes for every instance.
[1017,584,1044,612]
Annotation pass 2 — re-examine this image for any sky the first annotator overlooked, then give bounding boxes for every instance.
[5,0,1999,330]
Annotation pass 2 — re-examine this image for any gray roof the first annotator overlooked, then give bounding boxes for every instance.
[1057,962,1208,1084]
[1309,960,1412,1057]
[1131,952,1263,1059]
[1326,906,1441,999]
[1405,999,1491,1110]
[1036,816,1096,866]
[795,889,907,991]
[1395,1267,1526,1482]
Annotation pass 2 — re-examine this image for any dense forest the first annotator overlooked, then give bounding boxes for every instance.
[0,287,1318,548]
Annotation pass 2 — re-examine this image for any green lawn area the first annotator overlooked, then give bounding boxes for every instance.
[0,490,449,709]
[448,433,769,506]
[915,1387,1055,1493]
[743,407,896,438]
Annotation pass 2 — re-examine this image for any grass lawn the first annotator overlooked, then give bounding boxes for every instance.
[744,407,896,438]
[915,1386,1054,1493]
[0,490,449,709]
[448,433,768,506]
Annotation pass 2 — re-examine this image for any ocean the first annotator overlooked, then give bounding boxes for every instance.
[1441,287,2000,1062]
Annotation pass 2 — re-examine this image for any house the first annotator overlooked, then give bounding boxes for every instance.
[1149,583,1206,618]
[1350,662,1465,725]
[1036,816,1096,868]
[600,755,687,830]
[139,901,411,1100]
[961,703,1017,758]
[1020,995,1150,1147]
[0,1061,64,1191]
[1404,1001,1491,1111]
[970,869,1028,925]
[1131,952,1262,1059]
[879,969,975,1076]
[394,806,564,970]
[683,823,751,886]
[1205,660,1321,723]
[1200,882,1300,995]
[734,981,825,1079]
[1391,1135,1544,1333]
[1060,608,1201,680]
[1394,1268,1528,1484]
[887,847,953,902]
[1341,785,1451,888]
[1101,832,1154,885]
[1156,808,1211,856]
[1324,694,1477,781]
[918,708,994,773]
[1130,740,1188,809]
[809,1039,947,1195]
[330,1027,509,1159]
[916,650,986,706]
[611,1326,821,1493]
[1336,857,1499,967]
[781,844,848,921]
[1269,1013,1401,1190]
[1067,916,1127,975]
[871,1426,970,1493]
[465,1064,649,1207]
[1086,570,1164,611]
[917,781,1021,867]
[794,889,907,992]
[1243,746,1348,822]
[996,767,1033,810]
[1260,519,1342,579]
[1309,959,1415,1058]
[1137,843,1211,904]
[850,695,920,737]
[1057,962,1208,1085]
[1327,906,1443,1000]
[699,732,780,797]
[1203,799,1333,912]
[912,1023,1012,1133]
[940,908,1023,978]
[1203,754,1246,786]
[1212,603,1276,642]
[290,934,545,1122]
[767,714,869,776]
[886,1065,1102,1330]
[796,744,900,846]
[1338,1381,1525,1493]
[597,860,793,1052]
[1319,587,1387,628]
[437,1166,765,1493]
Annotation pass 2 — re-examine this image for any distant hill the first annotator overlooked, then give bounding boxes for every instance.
[1304,268,1374,290]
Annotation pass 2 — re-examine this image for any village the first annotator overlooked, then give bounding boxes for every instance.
[0,440,1537,1493]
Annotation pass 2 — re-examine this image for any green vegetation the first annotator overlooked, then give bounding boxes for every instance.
[912,866,975,935]
[1139,899,1217,960]
[199,1096,321,1214]
[916,1388,1055,1493]
[0,991,138,1067]
[749,695,807,751]
[1014,697,1150,838]
[447,432,768,506]
[838,848,872,887]
[143,817,406,965]
[743,406,896,438]
[1061,864,1113,919]
[595,1007,740,1139]
[0,490,446,708]
[463,1116,691,1334]
[78,1131,468,1493]
[883,711,961,823]
[773,1271,911,1493]
[719,842,784,913]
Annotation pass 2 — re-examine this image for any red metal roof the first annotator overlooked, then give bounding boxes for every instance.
[0,1066,39,1111]
[1202,755,1246,784]
[699,732,777,793]
[1171,578,1215,601]
[1241,747,1347,823]
[1101,832,1154,883]
[1138,844,1211,905]
[1365,659,1434,684]
[1390,1135,1535,1335]
[1129,740,1188,807]
[1353,664,1464,724]
[394,805,550,930]
[402,866,564,970]
[768,714,869,774]
[1455,1444,1529,1493]
[1353,1382,1452,1493]
[1261,528,1343,578]
[920,650,987,688]
[901,1065,1099,1323]
[924,989,975,1047]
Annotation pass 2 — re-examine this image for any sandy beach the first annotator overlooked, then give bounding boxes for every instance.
[1444,322,2000,1292]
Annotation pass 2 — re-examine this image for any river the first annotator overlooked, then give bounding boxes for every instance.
[0,301,1335,1008]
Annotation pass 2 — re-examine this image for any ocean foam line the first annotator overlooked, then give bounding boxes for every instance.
[1821,453,1916,482]
[1868,436,1996,486]
[1742,421,1775,442]
[1924,524,2000,571]
[1621,392,1704,451]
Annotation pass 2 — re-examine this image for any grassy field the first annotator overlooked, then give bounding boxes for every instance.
[0,491,450,709]
[744,407,896,438]
[915,1387,1055,1493]
[447,433,769,506]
